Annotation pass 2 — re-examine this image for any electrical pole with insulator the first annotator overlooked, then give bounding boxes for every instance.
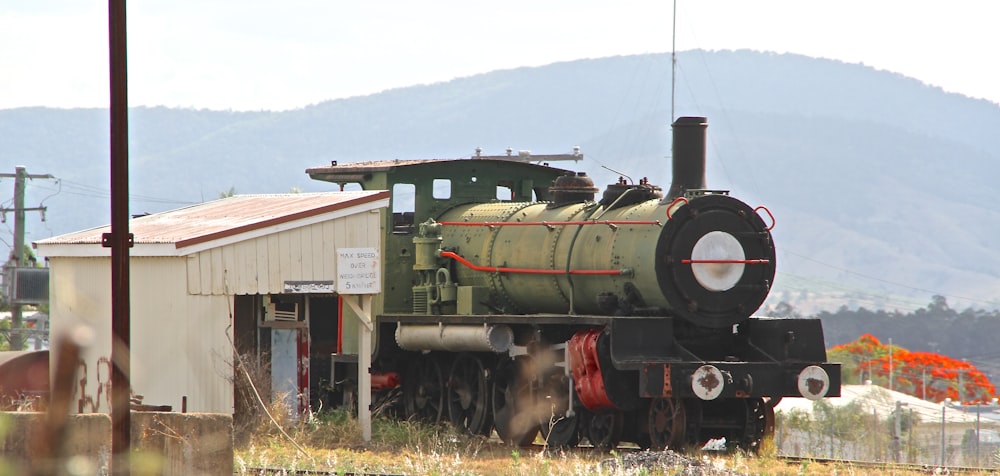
[1,166,53,350]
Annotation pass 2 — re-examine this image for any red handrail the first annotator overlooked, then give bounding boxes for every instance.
[754,206,776,231]
[665,196,688,219]
[680,259,770,264]
[437,220,660,227]
[439,251,624,276]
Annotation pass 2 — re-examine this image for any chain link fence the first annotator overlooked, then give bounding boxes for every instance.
[775,390,1000,469]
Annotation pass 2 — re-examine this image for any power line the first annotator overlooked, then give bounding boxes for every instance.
[28,178,197,205]
[773,272,929,311]
[782,248,997,308]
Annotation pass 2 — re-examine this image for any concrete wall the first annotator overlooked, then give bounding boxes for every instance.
[131,412,234,476]
[0,412,232,475]
[0,412,110,474]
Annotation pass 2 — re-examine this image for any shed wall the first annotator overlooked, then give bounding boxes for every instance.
[46,206,384,414]
[48,258,113,413]
[49,257,234,414]
[185,211,380,295]
[131,257,233,413]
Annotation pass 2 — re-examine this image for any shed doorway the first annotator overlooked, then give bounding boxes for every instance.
[232,294,341,423]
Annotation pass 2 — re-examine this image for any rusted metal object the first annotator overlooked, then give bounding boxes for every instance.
[0,350,49,410]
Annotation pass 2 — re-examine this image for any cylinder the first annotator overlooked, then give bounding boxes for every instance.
[395,324,514,352]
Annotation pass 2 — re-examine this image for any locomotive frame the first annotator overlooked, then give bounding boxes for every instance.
[306,117,840,450]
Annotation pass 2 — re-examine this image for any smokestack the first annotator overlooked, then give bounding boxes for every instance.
[666,116,707,200]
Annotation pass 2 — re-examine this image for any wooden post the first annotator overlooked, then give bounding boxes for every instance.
[108,0,133,471]
[343,294,373,442]
[336,247,380,443]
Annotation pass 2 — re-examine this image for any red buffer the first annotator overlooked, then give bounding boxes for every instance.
[371,372,401,391]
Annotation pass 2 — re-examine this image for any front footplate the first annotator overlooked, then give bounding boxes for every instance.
[639,362,841,401]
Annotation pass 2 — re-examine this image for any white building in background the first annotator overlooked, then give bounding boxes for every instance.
[34,191,387,415]
[0,310,48,350]
[776,382,997,424]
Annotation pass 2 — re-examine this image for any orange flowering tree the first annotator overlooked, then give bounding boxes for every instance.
[828,334,997,403]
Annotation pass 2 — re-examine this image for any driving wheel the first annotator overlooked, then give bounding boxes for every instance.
[492,357,538,445]
[403,354,444,422]
[585,410,623,451]
[648,397,685,450]
[447,353,492,435]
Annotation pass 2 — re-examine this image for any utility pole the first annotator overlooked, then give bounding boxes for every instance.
[892,401,907,463]
[958,368,963,403]
[108,0,134,470]
[1,166,53,350]
[889,337,893,392]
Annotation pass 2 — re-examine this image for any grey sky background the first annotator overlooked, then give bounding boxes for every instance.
[2,0,998,111]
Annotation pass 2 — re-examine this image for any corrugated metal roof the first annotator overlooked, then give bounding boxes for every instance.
[36,190,389,249]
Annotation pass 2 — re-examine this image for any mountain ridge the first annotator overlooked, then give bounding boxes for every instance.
[2,49,999,313]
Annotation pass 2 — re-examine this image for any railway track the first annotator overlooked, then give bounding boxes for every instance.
[777,455,989,474]
[241,450,996,476]
[241,470,402,476]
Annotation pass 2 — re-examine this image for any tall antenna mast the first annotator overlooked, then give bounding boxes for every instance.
[671,0,678,122]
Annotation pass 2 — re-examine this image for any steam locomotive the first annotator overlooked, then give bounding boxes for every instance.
[306,116,840,450]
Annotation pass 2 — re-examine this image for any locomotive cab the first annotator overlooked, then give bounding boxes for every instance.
[307,156,575,315]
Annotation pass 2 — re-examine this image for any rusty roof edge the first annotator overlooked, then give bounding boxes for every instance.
[34,223,113,246]
[174,190,390,249]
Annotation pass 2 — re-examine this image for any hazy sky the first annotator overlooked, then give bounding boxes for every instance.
[2,0,998,111]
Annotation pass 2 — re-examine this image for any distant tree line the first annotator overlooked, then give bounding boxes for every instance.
[828,333,996,402]
[774,296,1000,387]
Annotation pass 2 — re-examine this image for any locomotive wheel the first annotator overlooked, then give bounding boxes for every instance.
[447,353,492,435]
[536,359,579,448]
[683,399,703,447]
[585,411,623,451]
[648,397,685,450]
[763,397,778,437]
[540,413,580,449]
[633,401,652,450]
[403,354,444,423]
[743,397,774,451]
[492,358,539,446]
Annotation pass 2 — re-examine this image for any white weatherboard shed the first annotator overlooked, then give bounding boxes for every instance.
[35,191,388,414]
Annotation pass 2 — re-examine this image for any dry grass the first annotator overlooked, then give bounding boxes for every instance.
[232,393,1000,474]
[234,401,607,474]
[233,409,997,475]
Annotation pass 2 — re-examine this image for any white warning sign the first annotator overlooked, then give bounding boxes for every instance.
[336,247,381,294]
